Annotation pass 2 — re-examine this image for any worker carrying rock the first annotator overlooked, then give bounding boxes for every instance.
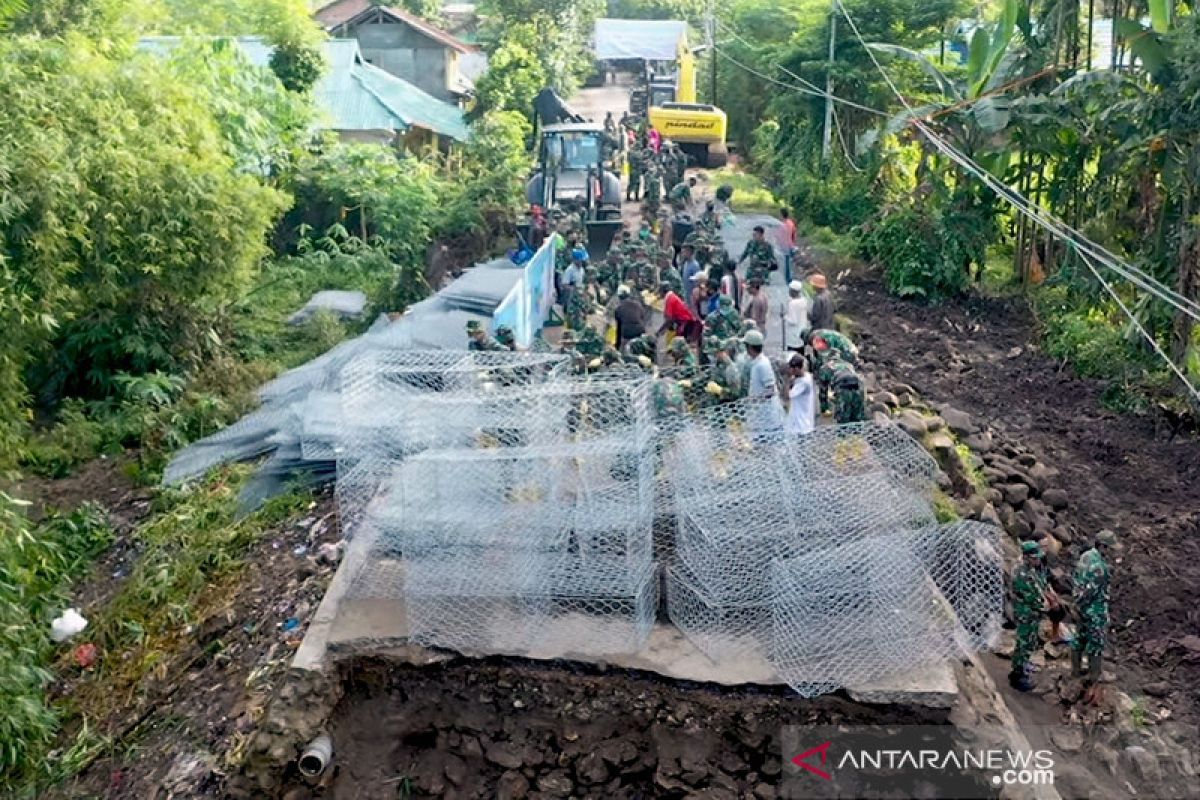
[1073,529,1118,704]
[1009,540,1060,692]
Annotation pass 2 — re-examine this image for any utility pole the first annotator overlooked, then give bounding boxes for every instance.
[821,0,837,163]
[708,0,718,106]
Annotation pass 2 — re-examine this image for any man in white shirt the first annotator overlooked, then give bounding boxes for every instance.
[782,280,810,353]
[743,330,784,439]
[560,254,585,313]
[786,354,815,435]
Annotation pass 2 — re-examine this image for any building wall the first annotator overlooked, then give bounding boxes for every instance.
[350,20,452,101]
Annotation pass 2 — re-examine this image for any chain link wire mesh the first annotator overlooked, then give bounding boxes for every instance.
[769,523,1004,698]
[327,350,1001,691]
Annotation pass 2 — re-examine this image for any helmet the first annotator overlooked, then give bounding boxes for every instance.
[743,330,765,348]
[1021,541,1043,558]
[494,325,515,345]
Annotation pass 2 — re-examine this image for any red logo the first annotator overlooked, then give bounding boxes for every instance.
[792,742,833,780]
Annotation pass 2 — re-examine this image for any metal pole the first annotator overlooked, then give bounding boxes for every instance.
[1086,0,1095,71]
[708,0,718,105]
[821,1,837,163]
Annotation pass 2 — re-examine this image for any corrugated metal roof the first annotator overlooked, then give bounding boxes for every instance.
[315,0,478,54]
[136,36,468,142]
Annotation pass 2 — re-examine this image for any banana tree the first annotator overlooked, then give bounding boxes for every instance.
[860,0,1032,282]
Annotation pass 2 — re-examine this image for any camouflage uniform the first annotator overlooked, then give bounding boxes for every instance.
[597,256,622,297]
[467,321,505,352]
[704,298,742,341]
[811,329,859,365]
[558,332,587,375]
[701,338,741,404]
[575,325,605,358]
[660,263,684,296]
[818,354,866,424]
[564,282,593,330]
[627,147,644,200]
[1011,556,1049,677]
[1072,548,1110,664]
[627,334,657,361]
[643,163,663,215]
[669,181,692,211]
[652,377,686,418]
[741,238,776,283]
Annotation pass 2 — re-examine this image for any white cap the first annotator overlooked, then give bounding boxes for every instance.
[789,280,805,293]
[743,330,765,347]
[617,285,631,297]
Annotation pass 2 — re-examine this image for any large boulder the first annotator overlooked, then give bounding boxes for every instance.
[940,406,978,436]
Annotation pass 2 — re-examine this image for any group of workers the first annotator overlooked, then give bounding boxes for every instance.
[1011,530,1117,701]
[606,111,695,217]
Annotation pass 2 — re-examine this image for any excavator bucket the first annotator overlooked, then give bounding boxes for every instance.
[586,219,622,259]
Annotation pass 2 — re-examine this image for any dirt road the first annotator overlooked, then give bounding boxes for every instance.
[835,266,1200,732]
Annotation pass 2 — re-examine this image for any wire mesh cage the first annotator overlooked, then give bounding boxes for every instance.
[769,523,1004,697]
[666,562,771,664]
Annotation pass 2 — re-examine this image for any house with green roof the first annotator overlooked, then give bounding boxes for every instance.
[137,36,469,151]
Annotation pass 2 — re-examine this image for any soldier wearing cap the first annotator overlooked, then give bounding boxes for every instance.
[1073,529,1118,701]
[1010,540,1058,692]
[558,329,587,374]
[466,320,505,352]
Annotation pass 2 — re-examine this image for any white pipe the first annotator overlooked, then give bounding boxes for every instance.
[298,733,333,778]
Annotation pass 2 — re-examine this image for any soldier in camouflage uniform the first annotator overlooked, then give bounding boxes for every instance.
[627,333,657,363]
[739,225,777,284]
[818,351,867,424]
[597,251,622,299]
[659,261,683,297]
[669,176,697,212]
[705,294,742,341]
[564,275,594,331]
[558,329,587,375]
[1073,529,1117,702]
[627,146,644,201]
[652,376,686,419]
[494,325,517,351]
[1010,541,1055,692]
[466,320,505,352]
[697,337,735,404]
[643,161,664,215]
[811,330,860,415]
[575,324,605,360]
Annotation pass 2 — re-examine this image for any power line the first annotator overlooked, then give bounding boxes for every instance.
[833,0,1200,399]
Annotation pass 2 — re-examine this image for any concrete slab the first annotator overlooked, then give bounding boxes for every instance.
[295,544,959,708]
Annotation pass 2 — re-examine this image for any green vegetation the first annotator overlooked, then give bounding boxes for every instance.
[708,167,780,213]
[0,475,309,796]
[0,2,541,790]
[932,489,961,523]
[720,0,1200,406]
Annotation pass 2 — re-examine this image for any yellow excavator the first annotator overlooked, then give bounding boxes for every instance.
[643,38,728,168]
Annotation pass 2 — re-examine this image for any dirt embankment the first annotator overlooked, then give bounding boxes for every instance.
[310,657,950,800]
[837,269,1200,731]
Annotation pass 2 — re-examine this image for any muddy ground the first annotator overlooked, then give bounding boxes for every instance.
[837,269,1200,733]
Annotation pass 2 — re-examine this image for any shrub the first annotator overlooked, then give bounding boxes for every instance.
[858,205,968,301]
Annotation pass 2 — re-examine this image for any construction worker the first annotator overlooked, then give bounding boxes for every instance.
[669,176,698,212]
[704,294,742,341]
[667,336,701,397]
[1010,541,1057,692]
[575,325,605,359]
[818,351,867,424]
[466,320,504,352]
[652,375,686,418]
[627,333,657,364]
[1073,529,1118,703]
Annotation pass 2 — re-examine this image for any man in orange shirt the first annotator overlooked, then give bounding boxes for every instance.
[777,207,798,283]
